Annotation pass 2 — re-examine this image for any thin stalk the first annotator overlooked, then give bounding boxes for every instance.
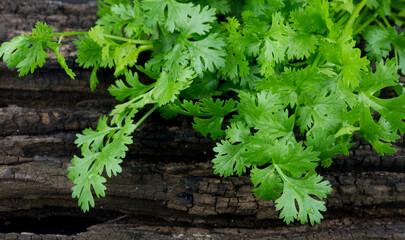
[53,31,88,37]
[289,61,307,67]
[53,32,154,46]
[274,164,292,186]
[335,10,348,22]
[104,34,154,45]
[133,104,159,129]
[380,14,392,28]
[137,44,154,52]
[336,13,350,27]
[352,7,368,30]
[395,49,399,67]
[353,12,379,35]
[344,0,368,33]
[312,53,323,69]
[369,13,387,29]
[375,19,386,30]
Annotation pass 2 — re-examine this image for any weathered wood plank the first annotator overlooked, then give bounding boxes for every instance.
[0,157,404,222]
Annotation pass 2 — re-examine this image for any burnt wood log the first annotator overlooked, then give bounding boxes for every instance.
[0,0,404,239]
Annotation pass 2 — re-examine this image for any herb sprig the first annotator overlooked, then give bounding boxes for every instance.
[1,0,404,225]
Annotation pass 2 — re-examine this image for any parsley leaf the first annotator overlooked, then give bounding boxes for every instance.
[364,26,405,74]
[213,140,248,177]
[195,0,231,15]
[347,59,405,154]
[286,0,332,60]
[251,165,283,200]
[169,98,236,139]
[306,128,346,168]
[152,67,195,106]
[74,36,103,69]
[68,115,136,212]
[257,13,289,77]
[0,22,75,78]
[275,172,332,225]
[143,1,226,77]
[97,1,152,38]
[296,90,345,133]
[142,0,215,35]
[321,34,370,89]
[108,70,153,101]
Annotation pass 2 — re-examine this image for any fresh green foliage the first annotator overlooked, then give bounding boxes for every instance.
[0,22,75,78]
[364,26,405,74]
[166,98,237,139]
[1,0,405,225]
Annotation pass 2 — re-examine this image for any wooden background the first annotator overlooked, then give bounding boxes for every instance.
[0,0,404,239]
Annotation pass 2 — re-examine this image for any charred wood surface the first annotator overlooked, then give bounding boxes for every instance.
[0,0,404,239]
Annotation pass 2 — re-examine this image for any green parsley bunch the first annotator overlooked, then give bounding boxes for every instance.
[1,0,404,225]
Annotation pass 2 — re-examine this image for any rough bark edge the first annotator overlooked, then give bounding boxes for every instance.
[0,217,404,240]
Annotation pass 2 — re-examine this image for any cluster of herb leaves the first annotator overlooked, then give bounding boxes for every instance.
[1,0,404,225]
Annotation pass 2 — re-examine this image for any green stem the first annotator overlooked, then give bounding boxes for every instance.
[344,0,368,33]
[395,49,399,68]
[133,104,159,129]
[289,61,307,67]
[138,44,154,52]
[312,53,323,69]
[335,10,348,22]
[52,32,154,46]
[353,13,379,36]
[274,164,292,186]
[368,13,386,30]
[104,34,154,45]
[53,31,88,37]
[379,13,392,28]
[337,13,350,27]
[356,7,368,25]
[124,93,152,107]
